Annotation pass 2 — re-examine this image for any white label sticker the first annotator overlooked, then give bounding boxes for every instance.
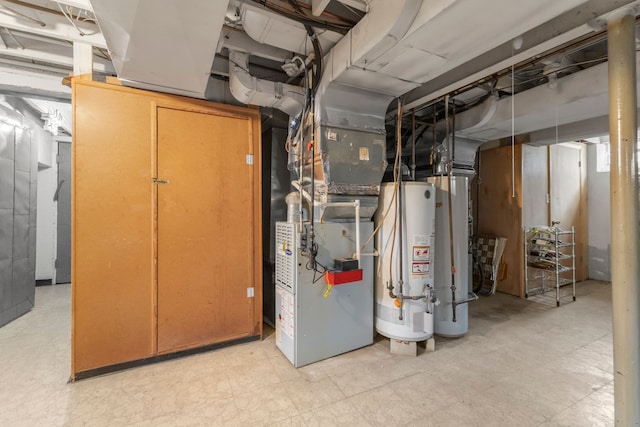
[412,262,430,275]
[413,246,430,261]
[359,147,369,161]
[327,130,337,141]
[279,289,295,339]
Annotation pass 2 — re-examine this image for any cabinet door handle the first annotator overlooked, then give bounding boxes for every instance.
[153,178,170,184]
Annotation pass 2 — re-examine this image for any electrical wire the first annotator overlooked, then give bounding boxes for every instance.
[56,2,85,36]
[286,0,323,96]
[388,99,403,288]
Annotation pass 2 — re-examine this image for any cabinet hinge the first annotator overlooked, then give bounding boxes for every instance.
[247,287,255,298]
[246,154,253,165]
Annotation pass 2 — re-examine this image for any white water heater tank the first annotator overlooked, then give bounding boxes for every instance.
[375,182,436,341]
[428,176,470,337]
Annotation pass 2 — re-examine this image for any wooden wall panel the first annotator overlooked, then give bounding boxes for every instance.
[478,145,523,296]
[72,80,262,377]
[72,84,155,373]
[478,143,588,299]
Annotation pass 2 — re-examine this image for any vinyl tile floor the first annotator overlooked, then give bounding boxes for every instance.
[0,280,614,426]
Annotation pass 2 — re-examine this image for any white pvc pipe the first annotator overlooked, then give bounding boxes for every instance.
[355,200,361,267]
[322,200,361,266]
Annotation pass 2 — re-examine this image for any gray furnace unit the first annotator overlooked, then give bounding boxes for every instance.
[275,221,374,367]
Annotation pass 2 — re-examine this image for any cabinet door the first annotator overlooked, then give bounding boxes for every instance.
[157,108,256,353]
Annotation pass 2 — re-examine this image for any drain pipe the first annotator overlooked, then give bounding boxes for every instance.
[607,11,640,425]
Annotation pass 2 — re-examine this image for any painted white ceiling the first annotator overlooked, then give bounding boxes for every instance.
[0,0,639,141]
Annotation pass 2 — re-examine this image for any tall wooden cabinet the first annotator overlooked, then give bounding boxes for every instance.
[476,143,587,297]
[71,79,262,378]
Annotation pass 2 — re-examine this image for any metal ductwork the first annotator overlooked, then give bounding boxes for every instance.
[303,0,422,220]
[237,2,342,55]
[90,0,230,98]
[228,51,305,116]
[449,54,640,142]
[431,135,484,177]
[316,0,423,131]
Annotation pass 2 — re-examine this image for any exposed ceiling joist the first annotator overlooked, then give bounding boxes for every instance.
[336,0,367,12]
[6,28,72,46]
[0,46,113,73]
[311,0,330,16]
[53,0,93,11]
[0,2,106,48]
[0,64,71,100]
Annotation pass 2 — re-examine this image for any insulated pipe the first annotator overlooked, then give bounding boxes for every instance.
[607,12,640,425]
[228,50,305,116]
[323,200,361,266]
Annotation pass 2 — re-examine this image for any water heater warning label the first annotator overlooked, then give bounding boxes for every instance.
[412,262,430,275]
[413,246,430,261]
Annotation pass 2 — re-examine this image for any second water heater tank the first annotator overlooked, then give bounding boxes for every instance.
[428,176,470,337]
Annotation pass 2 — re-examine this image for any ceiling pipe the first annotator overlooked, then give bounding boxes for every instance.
[438,54,640,143]
[236,1,342,55]
[228,50,305,116]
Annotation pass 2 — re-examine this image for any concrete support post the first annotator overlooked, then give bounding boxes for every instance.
[73,41,93,77]
[607,12,640,425]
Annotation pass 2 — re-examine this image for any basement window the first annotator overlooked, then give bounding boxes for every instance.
[596,140,640,174]
[596,143,610,173]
